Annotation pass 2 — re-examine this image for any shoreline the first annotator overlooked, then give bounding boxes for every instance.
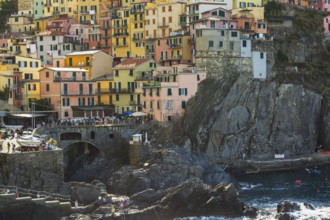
[217,153,330,176]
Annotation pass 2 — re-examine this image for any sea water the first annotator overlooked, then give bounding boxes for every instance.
[175,166,330,220]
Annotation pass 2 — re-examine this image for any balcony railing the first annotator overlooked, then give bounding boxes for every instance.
[109,88,134,93]
[142,82,161,88]
[61,91,95,96]
[113,32,129,36]
[113,23,128,29]
[169,43,182,48]
[168,55,182,60]
[157,23,169,28]
[131,8,145,14]
[101,25,111,29]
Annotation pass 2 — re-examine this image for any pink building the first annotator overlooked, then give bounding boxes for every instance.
[45,14,78,34]
[39,67,99,120]
[142,64,207,122]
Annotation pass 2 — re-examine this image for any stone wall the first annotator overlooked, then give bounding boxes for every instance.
[0,150,64,192]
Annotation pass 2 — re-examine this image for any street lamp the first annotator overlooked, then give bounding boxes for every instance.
[31,101,35,129]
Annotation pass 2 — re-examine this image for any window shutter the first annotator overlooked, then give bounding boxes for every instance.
[185,88,187,95]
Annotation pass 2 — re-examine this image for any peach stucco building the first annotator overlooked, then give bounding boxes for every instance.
[142,64,206,122]
[39,67,97,120]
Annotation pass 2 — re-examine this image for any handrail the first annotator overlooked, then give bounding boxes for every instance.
[0,184,71,202]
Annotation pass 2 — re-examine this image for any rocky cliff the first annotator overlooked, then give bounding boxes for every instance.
[184,5,330,160]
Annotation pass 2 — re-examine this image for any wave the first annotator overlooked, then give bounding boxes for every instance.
[239,182,263,190]
[174,202,330,220]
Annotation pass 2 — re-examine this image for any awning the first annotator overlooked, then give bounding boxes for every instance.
[71,106,113,111]
[10,114,48,118]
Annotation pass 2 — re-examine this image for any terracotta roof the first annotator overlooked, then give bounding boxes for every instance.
[114,58,152,69]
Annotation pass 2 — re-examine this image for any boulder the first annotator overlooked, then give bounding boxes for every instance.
[277,200,300,213]
[69,182,101,205]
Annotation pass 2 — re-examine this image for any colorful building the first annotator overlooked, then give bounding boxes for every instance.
[64,50,113,79]
[16,56,42,110]
[7,14,35,33]
[39,67,97,119]
[142,64,207,122]
[45,14,78,34]
[112,58,157,113]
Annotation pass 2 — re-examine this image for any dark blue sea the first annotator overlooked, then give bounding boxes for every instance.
[175,166,330,219]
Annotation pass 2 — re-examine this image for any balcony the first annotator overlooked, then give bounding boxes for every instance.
[61,91,95,96]
[111,14,122,19]
[131,8,145,14]
[80,10,88,14]
[169,43,182,49]
[168,55,182,60]
[113,32,129,37]
[95,88,111,94]
[142,82,161,88]
[80,20,91,24]
[109,88,134,93]
[160,56,168,61]
[113,23,128,29]
[157,22,169,28]
[132,35,144,41]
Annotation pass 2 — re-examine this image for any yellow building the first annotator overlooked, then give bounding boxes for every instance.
[64,50,113,79]
[16,56,42,110]
[130,1,147,58]
[111,6,131,58]
[0,56,19,107]
[112,58,157,113]
[7,15,35,33]
[34,16,54,33]
[95,74,114,106]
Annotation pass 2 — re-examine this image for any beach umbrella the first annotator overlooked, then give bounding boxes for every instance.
[131,111,148,117]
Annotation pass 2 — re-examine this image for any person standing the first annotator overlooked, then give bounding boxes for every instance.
[7,142,10,153]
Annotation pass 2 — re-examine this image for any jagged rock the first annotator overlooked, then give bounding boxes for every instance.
[243,205,258,218]
[130,188,163,204]
[276,213,296,220]
[277,200,301,213]
[184,74,321,160]
[69,182,101,205]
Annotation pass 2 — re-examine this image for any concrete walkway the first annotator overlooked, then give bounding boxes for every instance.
[222,153,330,175]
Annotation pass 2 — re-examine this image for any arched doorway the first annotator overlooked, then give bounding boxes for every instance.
[63,141,99,182]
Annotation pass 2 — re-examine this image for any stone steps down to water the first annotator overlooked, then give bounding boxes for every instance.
[0,193,71,211]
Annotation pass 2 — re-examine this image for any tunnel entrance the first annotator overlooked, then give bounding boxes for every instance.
[63,142,99,182]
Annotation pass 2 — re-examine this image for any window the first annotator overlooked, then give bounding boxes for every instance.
[143,101,146,109]
[169,17,172,23]
[52,35,56,41]
[260,52,264,59]
[46,71,49,78]
[39,36,43,41]
[179,88,187,96]
[64,111,69,117]
[169,5,172,11]
[115,70,119,76]
[181,101,186,109]
[46,84,50,91]
[69,58,72,66]
[162,6,165,12]
[230,42,234,50]
[167,88,172,96]
[166,100,172,109]
[62,98,70,106]
[39,45,43,51]
[219,41,223,47]
[208,41,214,47]
[116,94,119,101]
[231,31,238,37]
[157,101,160,109]
[243,40,247,47]
[129,69,133,76]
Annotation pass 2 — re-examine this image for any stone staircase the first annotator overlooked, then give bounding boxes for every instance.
[0,193,71,212]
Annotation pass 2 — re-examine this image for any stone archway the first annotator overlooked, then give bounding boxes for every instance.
[62,141,100,182]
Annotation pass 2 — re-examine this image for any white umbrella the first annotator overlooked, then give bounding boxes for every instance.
[131,111,148,117]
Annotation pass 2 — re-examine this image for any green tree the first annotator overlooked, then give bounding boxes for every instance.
[0,85,10,101]
[0,0,17,33]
